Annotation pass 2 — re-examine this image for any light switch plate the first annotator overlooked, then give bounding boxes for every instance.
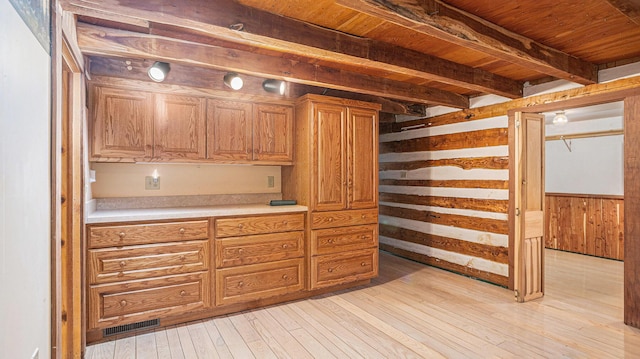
[267,176,275,188]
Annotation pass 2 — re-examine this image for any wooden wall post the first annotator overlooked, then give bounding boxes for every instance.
[625,95,640,327]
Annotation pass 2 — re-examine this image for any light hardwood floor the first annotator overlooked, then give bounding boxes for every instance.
[85,249,640,358]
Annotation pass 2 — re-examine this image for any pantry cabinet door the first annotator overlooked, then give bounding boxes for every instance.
[312,103,347,211]
[347,107,378,209]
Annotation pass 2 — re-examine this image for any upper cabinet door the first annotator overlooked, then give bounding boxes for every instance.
[154,94,206,160]
[253,104,294,163]
[92,86,153,160]
[348,107,378,209]
[206,99,252,161]
[313,103,347,211]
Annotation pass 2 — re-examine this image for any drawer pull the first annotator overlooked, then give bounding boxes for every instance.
[361,262,367,267]
[120,300,127,307]
[118,232,126,239]
[281,244,288,249]
[238,248,245,254]
[282,221,288,225]
[327,268,334,273]
[361,214,366,219]
[179,227,186,235]
[238,224,244,229]
[180,290,186,296]
[327,239,335,244]
[238,281,244,288]
[282,274,289,280]
[179,255,186,261]
[328,218,334,222]
[361,235,367,239]
[119,261,126,268]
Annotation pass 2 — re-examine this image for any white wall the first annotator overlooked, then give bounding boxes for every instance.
[545,117,624,196]
[0,0,51,358]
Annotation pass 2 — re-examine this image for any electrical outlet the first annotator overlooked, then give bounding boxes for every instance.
[31,348,39,359]
[400,171,407,178]
[145,176,161,190]
[267,176,275,188]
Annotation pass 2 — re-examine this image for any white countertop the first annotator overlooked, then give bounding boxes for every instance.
[86,204,308,224]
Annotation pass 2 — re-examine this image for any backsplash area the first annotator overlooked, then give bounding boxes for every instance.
[91,163,282,198]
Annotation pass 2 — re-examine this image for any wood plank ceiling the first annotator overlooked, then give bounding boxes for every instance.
[60,0,640,114]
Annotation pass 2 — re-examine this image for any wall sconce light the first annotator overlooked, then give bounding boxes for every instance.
[262,79,286,95]
[223,72,243,90]
[552,111,568,125]
[148,61,171,82]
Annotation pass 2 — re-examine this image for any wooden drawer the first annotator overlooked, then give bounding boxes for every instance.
[310,248,378,289]
[216,231,304,268]
[215,213,304,238]
[311,208,378,229]
[88,220,209,248]
[311,224,377,256]
[88,240,209,284]
[216,258,304,306]
[88,272,210,329]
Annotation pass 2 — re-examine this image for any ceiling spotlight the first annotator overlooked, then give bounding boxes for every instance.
[552,111,568,125]
[147,61,170,82]
[223,72,243,90]
[262,79,286,95]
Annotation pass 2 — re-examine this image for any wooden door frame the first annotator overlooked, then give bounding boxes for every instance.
[52,5,86,358]
[507,87,640,325]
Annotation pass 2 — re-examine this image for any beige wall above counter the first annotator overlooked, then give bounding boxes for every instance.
[91,162,281,198]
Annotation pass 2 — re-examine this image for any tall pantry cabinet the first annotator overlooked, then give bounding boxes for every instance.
[283,94,381,289]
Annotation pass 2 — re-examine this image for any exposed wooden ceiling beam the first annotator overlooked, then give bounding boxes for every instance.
[76,23,469,108]
[89,56,425,114]
[337,0,599,85]
[59,0,521,98]
[605,0,640,25]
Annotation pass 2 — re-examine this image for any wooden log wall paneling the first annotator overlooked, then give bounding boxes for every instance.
[379,115,510,287]
[545,193,624,260]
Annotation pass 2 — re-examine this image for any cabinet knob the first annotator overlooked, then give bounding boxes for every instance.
[328,218,334,222]
[238,224,244,229]
[179,228,186,235]
[327,239,334,244]
[179,255,186,261]
[118,232,126,239]
[282,274,289,280]
[361,262,367,267]
[361,214,366,219]
[238,248,245,254]
[238,281,244,288]
[120,300,127,307]
[281,244,288,249]
[180,290,186,296]
[361,235,367,239]
[119,261,126,267]
[328,268,334,273]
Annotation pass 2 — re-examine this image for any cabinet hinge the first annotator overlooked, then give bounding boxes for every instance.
[515,119,521,128]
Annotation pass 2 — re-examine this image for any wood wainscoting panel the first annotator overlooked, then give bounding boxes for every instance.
[545,193,624,260]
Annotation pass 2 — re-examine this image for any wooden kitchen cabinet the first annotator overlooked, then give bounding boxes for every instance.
[154,94,206,160]
[283,94,381,290]
[213,212,306,305]
[90,86,154,160]
[86,219,211,331]
[296,97,379,212]
[90,83,293,164]
[207,99,293,164]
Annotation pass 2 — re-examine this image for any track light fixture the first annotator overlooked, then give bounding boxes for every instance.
[147,61,170,82]
[262,79,286,95]
[553,111,568,125]
[223,72,243,90]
